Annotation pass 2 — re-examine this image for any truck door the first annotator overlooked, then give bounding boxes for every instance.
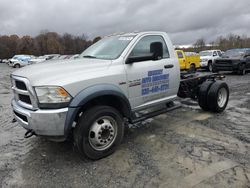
[125,35,179,111]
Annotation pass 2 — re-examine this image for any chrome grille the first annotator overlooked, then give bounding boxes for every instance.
[11,76,38,110]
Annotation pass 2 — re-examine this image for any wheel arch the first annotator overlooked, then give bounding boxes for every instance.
[64,84,131,136]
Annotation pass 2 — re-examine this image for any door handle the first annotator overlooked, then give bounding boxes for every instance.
[164,64,174,69]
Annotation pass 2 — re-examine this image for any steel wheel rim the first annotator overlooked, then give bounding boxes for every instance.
[88,116,117,151]
[217,88,227,108]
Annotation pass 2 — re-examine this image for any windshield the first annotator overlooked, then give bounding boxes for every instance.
[199,51,213,56]
[223,49,246,58]
[80,36,134,60]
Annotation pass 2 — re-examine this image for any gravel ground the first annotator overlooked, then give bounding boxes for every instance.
[0,63,250,188]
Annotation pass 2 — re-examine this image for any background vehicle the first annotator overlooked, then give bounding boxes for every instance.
[8,55,34,68]
[11,32,229,160]
[2,59,10,64]
[176,50,200,72]
[29,56,47,64]
[69,54,80,59]
[199,50,222,71]
[213,48,250,75]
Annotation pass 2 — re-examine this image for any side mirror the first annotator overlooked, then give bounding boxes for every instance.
[150,42,163,60]
[126,54,154,64]
[126,42,163,64]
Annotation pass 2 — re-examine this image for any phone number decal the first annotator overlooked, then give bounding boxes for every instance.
[141,69,169,96]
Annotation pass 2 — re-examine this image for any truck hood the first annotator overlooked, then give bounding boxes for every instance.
[12,58,112,86]
[200,56,212,59]
[217,57,241,61]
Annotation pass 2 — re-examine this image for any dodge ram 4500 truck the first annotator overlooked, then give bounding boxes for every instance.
[11,32,229,160]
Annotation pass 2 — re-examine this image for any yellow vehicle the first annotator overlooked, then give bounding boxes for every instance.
[176,50,200,72]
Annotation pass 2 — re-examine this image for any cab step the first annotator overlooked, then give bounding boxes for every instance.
[131,102,181,124]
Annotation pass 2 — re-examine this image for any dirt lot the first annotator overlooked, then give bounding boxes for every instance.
[0,63,250,188]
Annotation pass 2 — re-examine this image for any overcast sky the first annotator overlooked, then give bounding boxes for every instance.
[0,0,250,45]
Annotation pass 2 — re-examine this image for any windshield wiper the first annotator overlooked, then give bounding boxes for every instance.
[82,55,97,59]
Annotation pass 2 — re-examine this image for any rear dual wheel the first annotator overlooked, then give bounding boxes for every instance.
[198,81,229,112]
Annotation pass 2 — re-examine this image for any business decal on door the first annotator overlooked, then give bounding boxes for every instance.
[141,69,169,96]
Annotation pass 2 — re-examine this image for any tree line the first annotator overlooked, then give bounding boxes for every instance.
[1,32,250,59]
[178,34,250,52]
[0,31,101,59]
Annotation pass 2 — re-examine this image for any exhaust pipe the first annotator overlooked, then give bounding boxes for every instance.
[24,130,36,138]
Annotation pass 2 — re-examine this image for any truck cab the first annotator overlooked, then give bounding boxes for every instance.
[11,32,181,158]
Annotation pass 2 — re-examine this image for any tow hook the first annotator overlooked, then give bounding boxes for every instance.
[12,118,17,123]
[24,130,36,138]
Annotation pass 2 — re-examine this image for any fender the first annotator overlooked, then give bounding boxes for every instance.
[64,84,131,136]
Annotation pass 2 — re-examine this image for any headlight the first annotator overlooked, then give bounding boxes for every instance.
[34,86,72,109]
[201,59,208,62]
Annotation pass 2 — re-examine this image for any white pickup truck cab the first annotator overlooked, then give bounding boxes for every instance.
[11,32,229,159]
[199,50,222,71]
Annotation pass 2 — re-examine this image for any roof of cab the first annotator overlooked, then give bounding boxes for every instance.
[107,31,167,37]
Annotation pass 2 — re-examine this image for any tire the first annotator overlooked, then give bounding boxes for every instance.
[208,61,213,72]
[74,105,124,160]
[189,64,196,73]
[198,81,214,111]
[238,64,246,75]
[212,67,218,73]
[14,64,20,68]
[207,81,229,113]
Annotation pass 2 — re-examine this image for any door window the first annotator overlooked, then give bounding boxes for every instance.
[129,35,170,58]
[177,51,184,58]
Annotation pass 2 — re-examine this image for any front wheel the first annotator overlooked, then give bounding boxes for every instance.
[14,64,20,68]
[238,64,246,75]
[74,105,124,160]
[208,62,213,72]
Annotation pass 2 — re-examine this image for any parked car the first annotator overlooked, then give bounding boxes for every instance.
[213,48,250,75]
[176,50,200,72]
[51,54,61,60]
[199,50,222,71]
[9,55,33,68]
[11,31,229,160]
[58,55,69,60]
[2,59,10,64]
[29,56,47,64]
[69,54,80,60]
[43,54,60,60]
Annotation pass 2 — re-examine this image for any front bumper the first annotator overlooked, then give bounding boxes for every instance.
[213,63,238,71]
[11,99,68,136]
[200,61,208,68]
